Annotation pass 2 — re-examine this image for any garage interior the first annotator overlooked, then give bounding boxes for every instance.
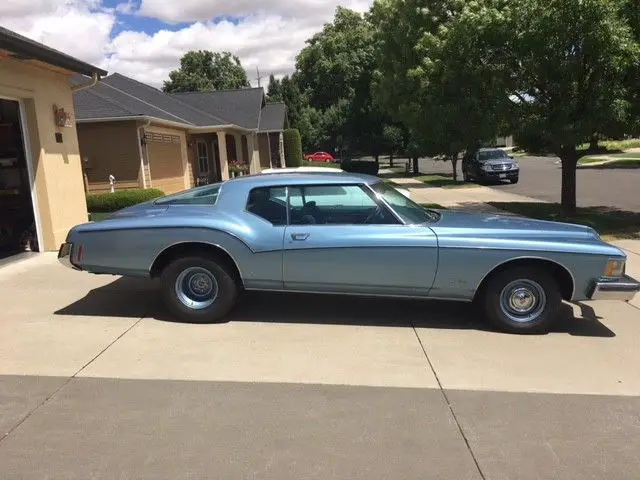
[0,98,38,260]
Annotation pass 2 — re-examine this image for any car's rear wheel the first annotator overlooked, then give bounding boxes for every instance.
[160,255,239,323]
[481,266,561,334]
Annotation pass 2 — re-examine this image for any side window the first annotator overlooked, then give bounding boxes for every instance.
[154,183,220,205]
[288,184,399,225]
[246,186,287,226]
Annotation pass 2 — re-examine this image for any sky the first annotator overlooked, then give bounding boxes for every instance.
[1,0,372,89]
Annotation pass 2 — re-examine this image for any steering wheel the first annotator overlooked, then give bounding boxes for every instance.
[364,206,383,224]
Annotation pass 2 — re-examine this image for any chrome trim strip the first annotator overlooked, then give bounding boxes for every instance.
[590,274,640,302]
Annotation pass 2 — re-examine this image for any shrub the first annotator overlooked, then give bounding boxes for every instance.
[340,159,379,175]
[86,188,165,212]
[283,128,303,167]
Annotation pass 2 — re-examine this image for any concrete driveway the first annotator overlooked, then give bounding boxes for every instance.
[1,254,640,479]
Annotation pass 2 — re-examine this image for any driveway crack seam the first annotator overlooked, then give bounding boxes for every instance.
[0,314,145,446]
[411,323,487,480]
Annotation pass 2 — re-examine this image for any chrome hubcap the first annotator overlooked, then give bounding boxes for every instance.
[499,279,546,323]
[175,267,218,310]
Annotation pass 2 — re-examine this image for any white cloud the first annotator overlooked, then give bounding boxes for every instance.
[105,14,324,87]
[137,0,372,24]
[2,0,374,88]
[1,0,115,66]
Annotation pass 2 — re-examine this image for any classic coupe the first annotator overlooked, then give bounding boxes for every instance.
[304,151,336,162]
[59,171,639,333]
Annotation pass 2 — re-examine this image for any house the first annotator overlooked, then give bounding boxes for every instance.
[72,73,289,194]
[0,26,106,256]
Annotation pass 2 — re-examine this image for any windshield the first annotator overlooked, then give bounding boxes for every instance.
[154,183,221,205]
[478,149,508,160]
[369,181,439,224]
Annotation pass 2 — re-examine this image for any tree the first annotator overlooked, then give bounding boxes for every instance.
[382,124,407,167]
[280,75,303,128]
[163,50,250,93]
[490,0,638,213]
[283,129,304,166]
[295,7,393,156]
[370,0,502,180]
[266,75,283,101]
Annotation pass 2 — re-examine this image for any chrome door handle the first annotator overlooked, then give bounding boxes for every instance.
[290,232,310,241]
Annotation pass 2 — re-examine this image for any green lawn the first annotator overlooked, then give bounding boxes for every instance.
[578,138,640,152]
[488,202,640,239]
[89,212,110,221]
[302,160,341,168]
[414,174,478,188]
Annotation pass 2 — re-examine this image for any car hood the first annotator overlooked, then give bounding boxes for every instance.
[480,159,516,166]
[430,209,599,240]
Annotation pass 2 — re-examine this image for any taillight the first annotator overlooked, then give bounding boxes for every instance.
[74,244,84,265]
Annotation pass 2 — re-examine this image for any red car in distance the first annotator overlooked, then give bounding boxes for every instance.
[304,151,335,162]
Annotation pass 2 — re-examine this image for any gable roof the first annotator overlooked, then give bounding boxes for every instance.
[258,102,287,132]
[0,26,106,77]
[72,73,231,127]
[171,88,265,129]
[73,72,287,134]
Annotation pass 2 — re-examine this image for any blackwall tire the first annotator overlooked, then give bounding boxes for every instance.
[160,255,238,323]
[482,266,562,334]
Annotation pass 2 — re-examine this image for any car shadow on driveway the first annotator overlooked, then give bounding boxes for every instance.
[54,277,615,338]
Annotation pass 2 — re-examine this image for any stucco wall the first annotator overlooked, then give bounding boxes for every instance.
[77,121,141,193]
[0,58,89,251]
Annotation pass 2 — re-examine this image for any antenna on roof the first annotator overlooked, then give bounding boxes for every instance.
[255,67,264,88]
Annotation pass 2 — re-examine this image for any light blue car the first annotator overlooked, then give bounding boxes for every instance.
[59,171,640,333]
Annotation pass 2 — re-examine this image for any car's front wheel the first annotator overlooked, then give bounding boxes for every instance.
[481,265,561,334]
[160,255,239,323]
[510,176,519,184]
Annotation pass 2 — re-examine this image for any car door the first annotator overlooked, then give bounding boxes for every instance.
[282,183,438,297]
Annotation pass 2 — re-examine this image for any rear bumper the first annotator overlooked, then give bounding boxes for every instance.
[58,242,80,270]
[589,274,640,301]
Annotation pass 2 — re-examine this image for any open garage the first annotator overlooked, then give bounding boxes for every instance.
[0,26,106,260]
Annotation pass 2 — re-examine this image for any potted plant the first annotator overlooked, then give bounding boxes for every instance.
[228,160,250,177]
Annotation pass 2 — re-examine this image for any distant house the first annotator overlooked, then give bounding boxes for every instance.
[72,73,288,194]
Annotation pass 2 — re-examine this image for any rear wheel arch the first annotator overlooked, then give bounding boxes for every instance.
[474,257,575,303]
[150,242,244,288]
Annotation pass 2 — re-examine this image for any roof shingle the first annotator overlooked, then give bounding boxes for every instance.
[171,88,265,129]
[259,102,287,132]
[72,72,285,133]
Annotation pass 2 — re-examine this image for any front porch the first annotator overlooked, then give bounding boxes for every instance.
[187,129,286,186]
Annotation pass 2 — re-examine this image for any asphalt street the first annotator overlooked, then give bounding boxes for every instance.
[401,156,640,212]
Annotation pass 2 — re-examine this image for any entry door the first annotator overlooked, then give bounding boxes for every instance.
[282,184,438,296]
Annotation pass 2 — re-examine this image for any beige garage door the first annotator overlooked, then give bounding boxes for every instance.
[145,132,185,194]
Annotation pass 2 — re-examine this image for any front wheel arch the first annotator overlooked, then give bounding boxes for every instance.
[473,257,574,303]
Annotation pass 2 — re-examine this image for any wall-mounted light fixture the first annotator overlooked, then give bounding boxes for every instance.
[53,104,72,127]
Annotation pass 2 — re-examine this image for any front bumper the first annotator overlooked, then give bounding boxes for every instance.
[590,274,640,301]
[58,242,80,270]
[479,169,519,180]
